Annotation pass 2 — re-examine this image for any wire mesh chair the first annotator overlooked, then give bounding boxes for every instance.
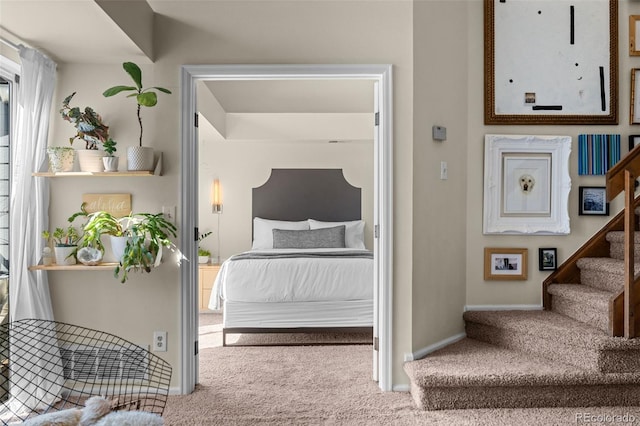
[0,319,172,424]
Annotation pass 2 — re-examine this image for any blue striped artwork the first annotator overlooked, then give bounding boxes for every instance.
[578,134,621,175]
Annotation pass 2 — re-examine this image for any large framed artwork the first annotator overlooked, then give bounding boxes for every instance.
[484,0,618,124]
[483,134,572,235]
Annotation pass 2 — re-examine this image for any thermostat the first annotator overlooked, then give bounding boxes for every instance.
[432,125,447,141]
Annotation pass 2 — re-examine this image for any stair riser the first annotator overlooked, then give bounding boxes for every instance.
[579,269,624,293]
[466,322,600,371]
[609,243,640,261]
[466,322,638,374]
[551,296,609,333]
[411,382,640,410]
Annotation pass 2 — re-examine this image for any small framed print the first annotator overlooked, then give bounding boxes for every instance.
[629,134,640,152]
[579,186,609,216]
[484,247,528,281]
[631,16,640,56]
[538,248,558,271]
[632,69,640,124]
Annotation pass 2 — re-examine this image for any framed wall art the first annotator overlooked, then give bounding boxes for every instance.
[578,186,609,216]
[577,134,621,175]
[538,247,558,271]
[485,0,618,124]
[483,134,571,235]
[631,16,640,56]
[484,247,528,281]
[628,134,640,151]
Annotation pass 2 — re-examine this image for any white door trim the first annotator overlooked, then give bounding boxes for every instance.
[179,64,393,393]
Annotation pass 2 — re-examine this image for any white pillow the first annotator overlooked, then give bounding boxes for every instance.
[308,219,366,249]
[252,217,310,249]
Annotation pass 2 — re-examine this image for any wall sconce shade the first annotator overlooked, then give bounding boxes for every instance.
[211,178,223,213]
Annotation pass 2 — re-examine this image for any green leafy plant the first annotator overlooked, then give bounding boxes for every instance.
[102,138,117,157]
[42,226,80,247]
[103,62,172,147]
[197,231,212,257]
[60,92,111,150]
[72,203,179,283]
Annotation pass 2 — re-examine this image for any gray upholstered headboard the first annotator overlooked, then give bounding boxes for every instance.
[252,169,361,222]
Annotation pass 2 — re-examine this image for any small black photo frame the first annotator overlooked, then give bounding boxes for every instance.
[629,134,640,151]
[538,248,557,271]
[579,186,609,216]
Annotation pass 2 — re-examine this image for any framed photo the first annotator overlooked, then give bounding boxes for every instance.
[632,69,640,124]
[485,0,617,124]
[484,134,571,235]
[579,186,609,216]
[628,134,640,152]
[631,16,640,56]
[484,248,528,281]
[538,248,558,271]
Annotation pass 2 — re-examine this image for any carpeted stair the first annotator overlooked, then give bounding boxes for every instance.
[404,226,640,410]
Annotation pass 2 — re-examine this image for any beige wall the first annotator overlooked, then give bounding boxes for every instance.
[465,1,633,308]
[45,1,414,389]
[411,1,469,352]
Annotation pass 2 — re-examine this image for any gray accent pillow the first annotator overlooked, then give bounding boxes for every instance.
[272,225,346,249]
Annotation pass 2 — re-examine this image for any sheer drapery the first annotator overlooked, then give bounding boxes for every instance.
[2,45,63,418]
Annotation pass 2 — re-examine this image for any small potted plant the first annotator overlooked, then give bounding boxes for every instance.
[102,138,118,172]
[42,225,80,265]
[103,62,172,172]
[198,231,212,264]
[60,92,111,172]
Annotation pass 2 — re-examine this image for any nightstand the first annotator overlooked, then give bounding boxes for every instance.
[199,262,221,311]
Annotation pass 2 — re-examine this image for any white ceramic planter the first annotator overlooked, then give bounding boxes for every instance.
[127,146,154,171]
[109,235,129,262]
[77,149,106,172]
[47,147,75,172]
[198,255,210,264]
[102,156,119,172]
[54,246,77,265]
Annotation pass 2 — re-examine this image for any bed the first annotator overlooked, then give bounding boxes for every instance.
[209,168,374,346]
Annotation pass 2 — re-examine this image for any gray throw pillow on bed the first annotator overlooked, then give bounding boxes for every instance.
[272,225,346,249]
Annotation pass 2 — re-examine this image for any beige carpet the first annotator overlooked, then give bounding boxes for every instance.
[162,313,640,425]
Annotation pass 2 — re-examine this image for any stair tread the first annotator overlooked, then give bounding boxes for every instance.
[404,338,640,388]
[576,257,640,274]
[547,283,614,306]
[463,310,640,350]
[606,231,640,243]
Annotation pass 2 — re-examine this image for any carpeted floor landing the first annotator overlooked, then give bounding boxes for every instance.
[162,313,640,425]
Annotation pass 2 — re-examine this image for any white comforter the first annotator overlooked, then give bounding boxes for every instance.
[209,248,373,309]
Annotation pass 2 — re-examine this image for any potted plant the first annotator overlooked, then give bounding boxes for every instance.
[42,225,80,265]
[60,92,112,172]
[198,231,212,264]
[46,146,75,173]
[102,138,118,172]
[103,62,172,172]
[73,203,179,283]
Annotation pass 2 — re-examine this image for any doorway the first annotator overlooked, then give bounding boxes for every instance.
[179,64,393,393]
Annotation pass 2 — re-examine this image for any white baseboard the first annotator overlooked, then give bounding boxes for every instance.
[464,304,542,312]
[403,332,466,362]
[392,384,410,392]
[169,386,182,395]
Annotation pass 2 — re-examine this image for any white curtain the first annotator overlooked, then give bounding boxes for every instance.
[1,45,63,419]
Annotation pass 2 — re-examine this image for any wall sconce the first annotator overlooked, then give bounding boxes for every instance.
[211,178,223,213]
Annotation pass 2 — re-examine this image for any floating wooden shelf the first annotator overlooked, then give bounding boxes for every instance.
[28,262,119,271]
[33,171,154,177]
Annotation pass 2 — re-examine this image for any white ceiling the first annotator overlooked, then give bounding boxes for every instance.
[0,0,373,115]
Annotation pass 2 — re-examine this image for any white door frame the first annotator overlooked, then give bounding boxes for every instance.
[179,64,393,393]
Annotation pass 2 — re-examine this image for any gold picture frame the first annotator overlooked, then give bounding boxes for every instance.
[484,247,528,281]
[631,15,640,56]
[631,69,640,124]
[485,0,618,124]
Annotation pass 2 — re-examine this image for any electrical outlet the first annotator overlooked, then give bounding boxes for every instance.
[153,331,167,352]
[162,206,176,224]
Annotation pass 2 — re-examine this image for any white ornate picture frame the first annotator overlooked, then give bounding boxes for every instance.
[483,134,571,235]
